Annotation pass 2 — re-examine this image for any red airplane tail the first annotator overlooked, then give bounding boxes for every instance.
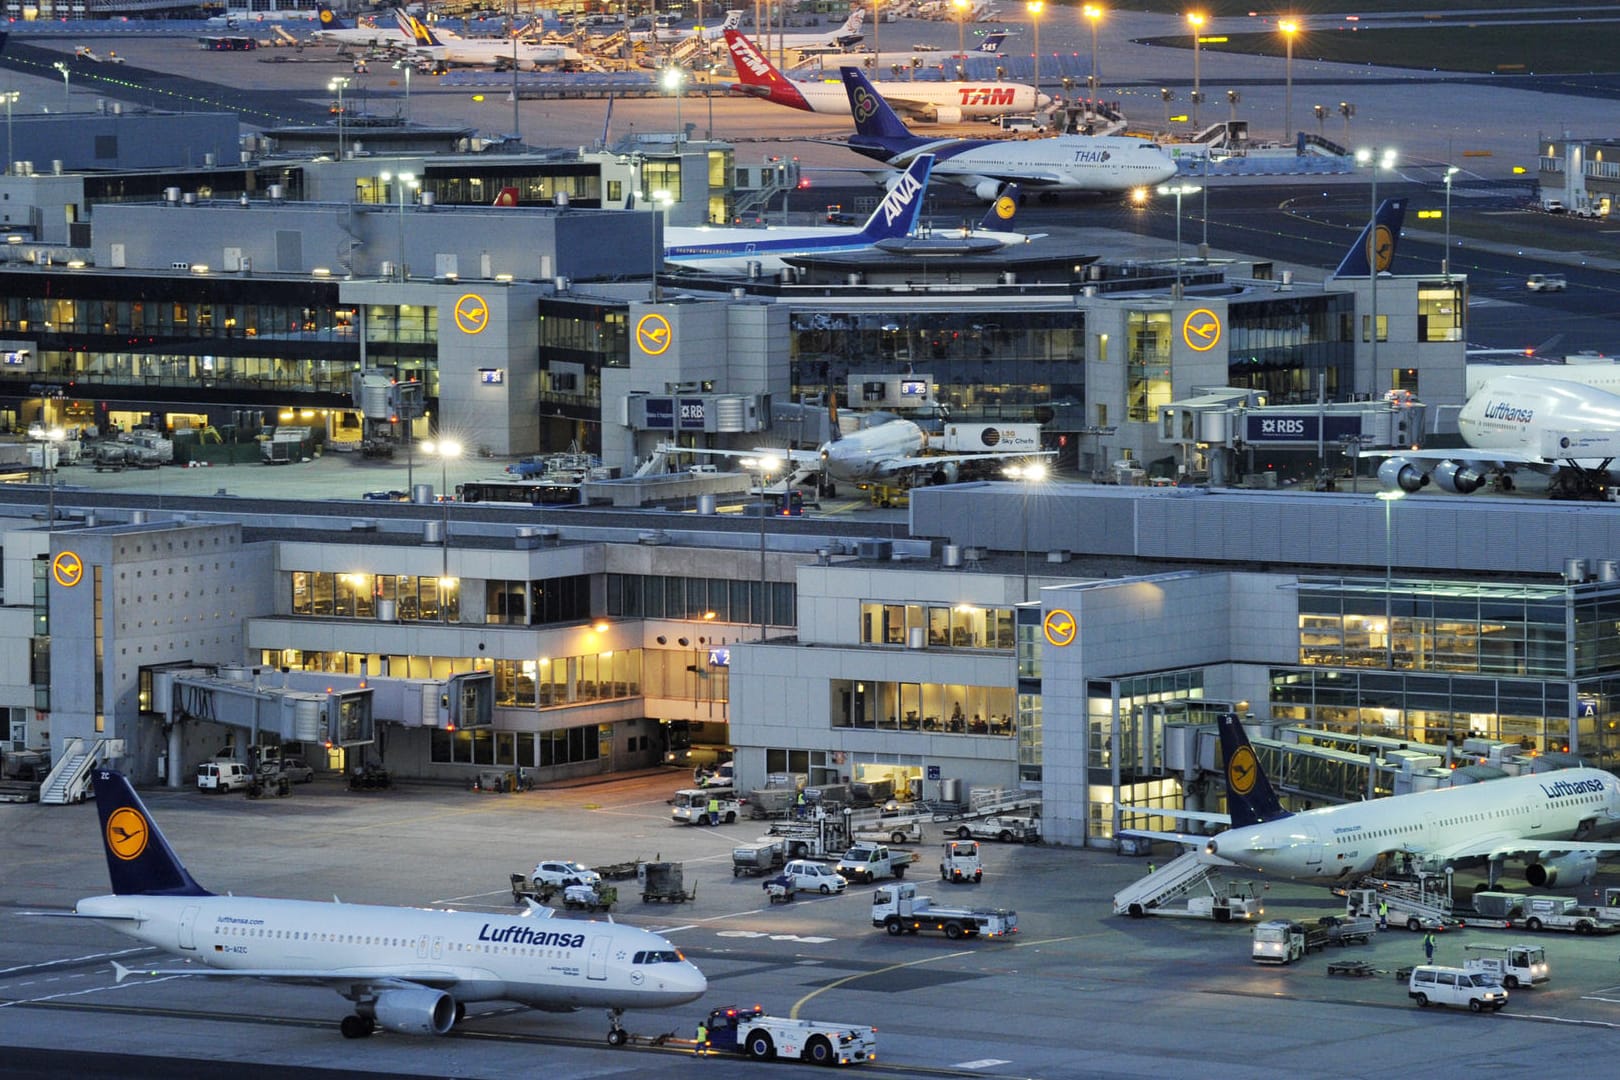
[723,29,811,111]
[493,187,520,207]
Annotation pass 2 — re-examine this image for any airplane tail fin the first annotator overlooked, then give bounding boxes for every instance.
[92,769,212,897]
[396,9,441,47]
[493,187,520,207]
[844,8,866,34]
[1332,197,1407,279]
[978,183,1021,230]
[720,9,743,32]
[977,31,1006,54]
[841,65,916,142]
[1215,714,1291,829]
[827,390,841,444]
[724,30,811,110]
[315,3,350,30]
[855,154,933,243]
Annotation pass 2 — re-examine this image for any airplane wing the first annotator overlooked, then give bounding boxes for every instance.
[1411,832,1620,865]
[878,448,1056,472]
[655,442,822,468]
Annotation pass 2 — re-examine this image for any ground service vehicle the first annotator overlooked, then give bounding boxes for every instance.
[851,819,924,845]
[953,815,1039,843]
[835,844,916,884]
[671,788,741,825]
[700,1005,877,1066]
[1408,965,1509,1012]
[1252,920,1313,964]
[1344,883,1456,932]
[1463,943,1548,988]
[767,860,848,895]
[872,882,1017,939]
[769,815,851,858]
[1527,272,1567,291]
[732,839,786,877]
[529,860,602,889]
[1475,892,1620,933]
[940,839,982,882]
[195,760,251,792]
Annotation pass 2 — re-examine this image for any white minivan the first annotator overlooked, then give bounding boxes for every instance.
[196,760,251,792]
[1408,965,1509,1012]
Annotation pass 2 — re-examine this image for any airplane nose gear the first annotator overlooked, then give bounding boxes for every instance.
[607,1007,628,1046]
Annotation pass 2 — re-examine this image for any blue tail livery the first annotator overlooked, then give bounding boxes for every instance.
[1216,714,1291,829]
[93,769,211,897]
[842,65,929,155]
[1333,197,1407,278]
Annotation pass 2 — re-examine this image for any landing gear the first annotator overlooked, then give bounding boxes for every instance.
[1550,465,1613,500]
[607,1007,627,1046]
[340,1014,377,1039]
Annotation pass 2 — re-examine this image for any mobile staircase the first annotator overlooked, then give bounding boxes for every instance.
[1112,850,1233,917]
[40,737,110,805]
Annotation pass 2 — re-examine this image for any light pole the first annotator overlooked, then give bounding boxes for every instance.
[1187,11,1204,128]
[52,62,70,110]
[424,438,461,615]
[1443,164,1459,280]
[1026,0,1042,97]
[379,170,416,279]
[1355,146,1396,394]
[1083,3,1102,110]
[1005,461,1047,602]
[661,65,685,139]
[1378,490,1404,668]
[1157,183,1200,293]
[871,0,880,62]
[953,0,970,64]
[1278,18,1297,143]
[1,91,17,177]
[651,188,673,301]
[741,455,783,642]
[30,424,63,523]
[391,59,412,122]
[328,76,351,160]
[703,58,715,140]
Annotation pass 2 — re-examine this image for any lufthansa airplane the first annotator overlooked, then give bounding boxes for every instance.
[44,770,706,1043]
[1136,715,1620,888]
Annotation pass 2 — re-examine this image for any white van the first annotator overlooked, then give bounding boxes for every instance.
[1408,965,1508,1012]
[998,115,1041,133]
[196,760,252,792]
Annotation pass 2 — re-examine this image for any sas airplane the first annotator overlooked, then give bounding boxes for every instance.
[1134,714,1620,888]
[858,32,1010,70]
[725,30,1044,123]
[665,153,935,273]
[839,66,1176,201]
[37,769,706,1043]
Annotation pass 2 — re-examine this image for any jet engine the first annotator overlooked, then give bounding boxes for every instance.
[1431,459,1487,494]
[369,987,457,1036]
[927,462,960,486]
[1525,851,1597,888]
[932,106,963,124]
[1377,457,1430,494]
[974,179,1005,202]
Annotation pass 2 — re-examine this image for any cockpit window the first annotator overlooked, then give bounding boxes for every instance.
[634,950,683,964]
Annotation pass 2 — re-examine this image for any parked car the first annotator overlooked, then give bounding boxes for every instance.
[269,755,315,783]
[361,489,408,501]
[196,760,252,792]
[530,860,602,889]
[765,860,848,895]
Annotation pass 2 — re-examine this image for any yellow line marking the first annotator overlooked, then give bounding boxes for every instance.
[789,935,1080,1018]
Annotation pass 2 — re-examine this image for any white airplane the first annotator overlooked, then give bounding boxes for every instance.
[36,769,706,1043]
[856,31,1011,70]
[1370,362,1620,501]
[627,9,742,45]
[725,30,1044,123]
[207,8,319,25]
[310,4,413,49]
[768,8,866,54]
[840,66,1176,201]
[397,10,584,69]
[662,398,1051,494]
[1133,714,1620,888]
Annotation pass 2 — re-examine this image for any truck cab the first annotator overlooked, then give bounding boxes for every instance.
[836,844,911,884]
[941,839,982,882]
[1251,919,1304,964]
[1463,943,1548,989]
[671,787,740,825]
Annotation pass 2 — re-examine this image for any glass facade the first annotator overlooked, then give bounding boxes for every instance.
[1125,310,1171,422]
[859,601,1016,649]
[1226,294,1356,404]
[606,571,795,629]
[830,678,1016,737]
[291,570,462,624]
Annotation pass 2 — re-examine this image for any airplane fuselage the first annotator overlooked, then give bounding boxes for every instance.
[822,419,930,481]
[76,892,706,1011]
[1459,373,1620,455]
[855,136,1178,194]
[1205,767,1620,880]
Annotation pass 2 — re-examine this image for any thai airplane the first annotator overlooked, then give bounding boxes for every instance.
[1137,714,1620,888]
[664,154,934,273]
[396,9,584,69]
[725,30,1044,123]
[34,770,706,1043]
[839,66,1176,201]
[310,4,414,49]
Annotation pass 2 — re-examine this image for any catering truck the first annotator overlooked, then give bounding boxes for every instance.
[698,1005,877,1066]
[871,882,1017,940]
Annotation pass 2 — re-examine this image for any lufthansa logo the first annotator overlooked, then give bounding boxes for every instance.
[1227,745,1259,796]
[1042,609,1077,647]
[1182,308,1221,352]
[453,293,489,335]
[106,807,149,861]
[993,194,1017,222]
[1372,224,1395,272]
[636,313,673,356]
[51,551,84,588]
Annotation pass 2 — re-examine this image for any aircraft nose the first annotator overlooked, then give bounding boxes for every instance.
[673,962,708,1000]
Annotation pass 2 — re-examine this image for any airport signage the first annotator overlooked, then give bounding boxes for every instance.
[1042,609,1077,647]
[636,313,673,356]
[452,293,489,335]
[1243,415,1362,444]
[678,398,706,430]
[51,551,84,588]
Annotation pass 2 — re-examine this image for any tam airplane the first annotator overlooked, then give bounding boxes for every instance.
[839,66,1176,201]
[726,30,1044,123]
[1134,714,1620,888]
[35,770,706,1043]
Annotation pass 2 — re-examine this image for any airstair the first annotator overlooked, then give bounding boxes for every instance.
[40,737,110,805]
[1111,850,1231,917]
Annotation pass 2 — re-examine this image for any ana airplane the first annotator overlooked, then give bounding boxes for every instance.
[725,30,1044,123]
[769,8,866,54]
[665,154,934,273]
[1140,714,1620,888]
[310,4,414,49]
[396,9,584,69]
[1371,363,1620,501]
[839,66,1177,201]
[875,182,1045,256]
[40,769,706,1043]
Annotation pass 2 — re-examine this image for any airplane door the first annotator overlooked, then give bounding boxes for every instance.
[178,905,201,951]
[1302,825,1323,867]
[587,935,610,981]
[432,936,443,960]
[417,934,430,960]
